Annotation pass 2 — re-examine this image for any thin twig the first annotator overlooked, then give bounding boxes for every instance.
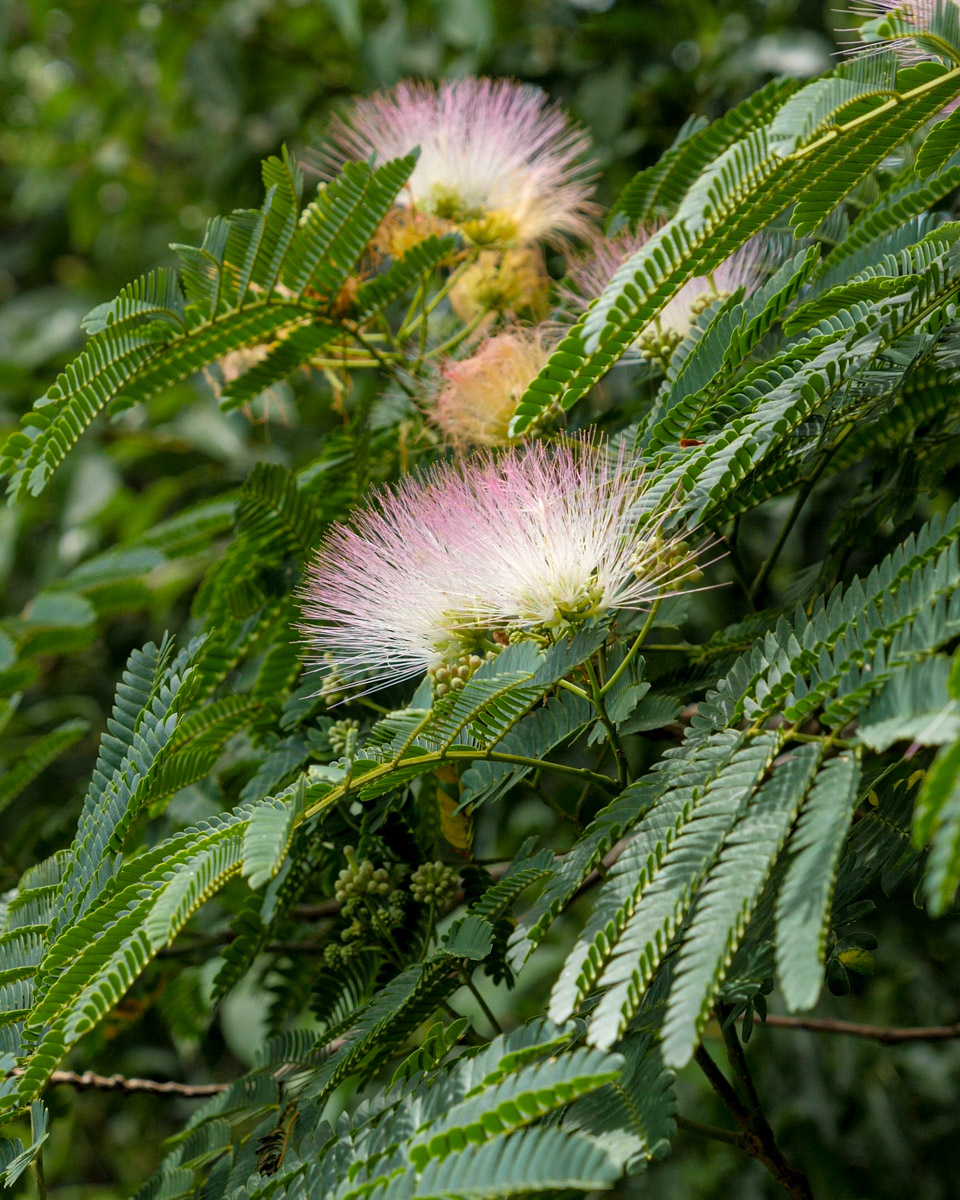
[29,1069,228,1097]
[159,933,333,958]
[14,1040,352,1099]
[600,601,660,699]
[717,1003,761,1113]
[753,1012,960,1043]
[460,972,503,1037]
[749,425,853,606]
[675,1113,743,1147]
[584,658,629,788]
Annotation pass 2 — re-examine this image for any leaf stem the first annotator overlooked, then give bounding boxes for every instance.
[346,325,416,396]
[31,1106,47,1200]
[403,257,475,332]
[600,601,660,698]
[445,748,618,793]
[750,422,855,605]
[584,659,629,788]
[460,971,503,1037]
[749,1012,960,1043]
[419,309,487,363]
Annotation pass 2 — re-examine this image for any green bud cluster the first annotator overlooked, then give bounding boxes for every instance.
[409,860,458,905]
[334,847,392,902]
[631,535,702,584]
[638,325,682,368]
[329,717,360,757]
[546,579,605,635]
[689,287,731,317]
[320,652,347,705]
[324,847,406,965]
[429,652,489,698]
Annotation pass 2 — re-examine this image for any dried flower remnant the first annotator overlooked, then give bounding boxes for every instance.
[564,228,769,365]
[430,328,555,446]
[843,0,960,64]
[449,247,550,322]
[298,438,705,695]
[205,343,294,426]
[322,78,595,247]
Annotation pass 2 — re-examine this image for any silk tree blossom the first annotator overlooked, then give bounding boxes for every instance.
[843,0,960,64]
[299,439,706,695]
[429,327,556,446]
[456,441,705,633]
[563,227,770,363]
[297,472,494,694]
[322,78,595,246]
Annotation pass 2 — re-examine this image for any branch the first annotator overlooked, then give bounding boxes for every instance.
[27,1070,227,1097]
[695,1041,812,1200]
[755,1012,960,1043]
[675,1113,743,1147]
[12,1038,351,1099]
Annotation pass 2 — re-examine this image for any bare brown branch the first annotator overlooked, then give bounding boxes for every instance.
[36,1070,227,1097]
[755,1013,960,1043]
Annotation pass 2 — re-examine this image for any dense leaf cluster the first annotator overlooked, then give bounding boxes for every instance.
[3,19,960,1198]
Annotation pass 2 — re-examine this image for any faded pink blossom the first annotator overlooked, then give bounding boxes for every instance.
[298,439,703,694]
[321,78,595,245]
[563,227,770,360]
[429,328,556,446]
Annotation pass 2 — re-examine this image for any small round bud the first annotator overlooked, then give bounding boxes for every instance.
[410,860,458,906]
[329,717,360,757]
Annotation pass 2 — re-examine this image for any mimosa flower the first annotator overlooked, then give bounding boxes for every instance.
[297,473,492,694]
[453,441,703,634]
[298,439,704,695]
[322,78,595,246]
[563,228,769,363]
[429,328,555,446]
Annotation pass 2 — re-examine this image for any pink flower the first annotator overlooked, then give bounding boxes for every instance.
[298,439,704,694]
[842,0,960,64]
[321,78,595,246]
[429,328,556,446]
[563,227,769,362]
[454,441,701,634]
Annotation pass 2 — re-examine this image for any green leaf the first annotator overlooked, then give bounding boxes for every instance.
[0,1102,48,1185]
[442,914,495,960]
[661,743,822,1066]
[0,719,88,817]
[567,1031,677,1171]
[409,1126,623,1195]
[915,739,960,914]
[776,751,863,1010]
[241,778,306,890]
[406,1048,622,1169]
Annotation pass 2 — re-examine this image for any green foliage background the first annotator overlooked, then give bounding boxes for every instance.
[3,1,960,1197]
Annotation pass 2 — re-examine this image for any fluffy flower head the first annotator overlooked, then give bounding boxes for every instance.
[564,227,770,362]
[299,439,703,695]
[323,78,595,245]
[429,328,554,446]
[455,441,698,632]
